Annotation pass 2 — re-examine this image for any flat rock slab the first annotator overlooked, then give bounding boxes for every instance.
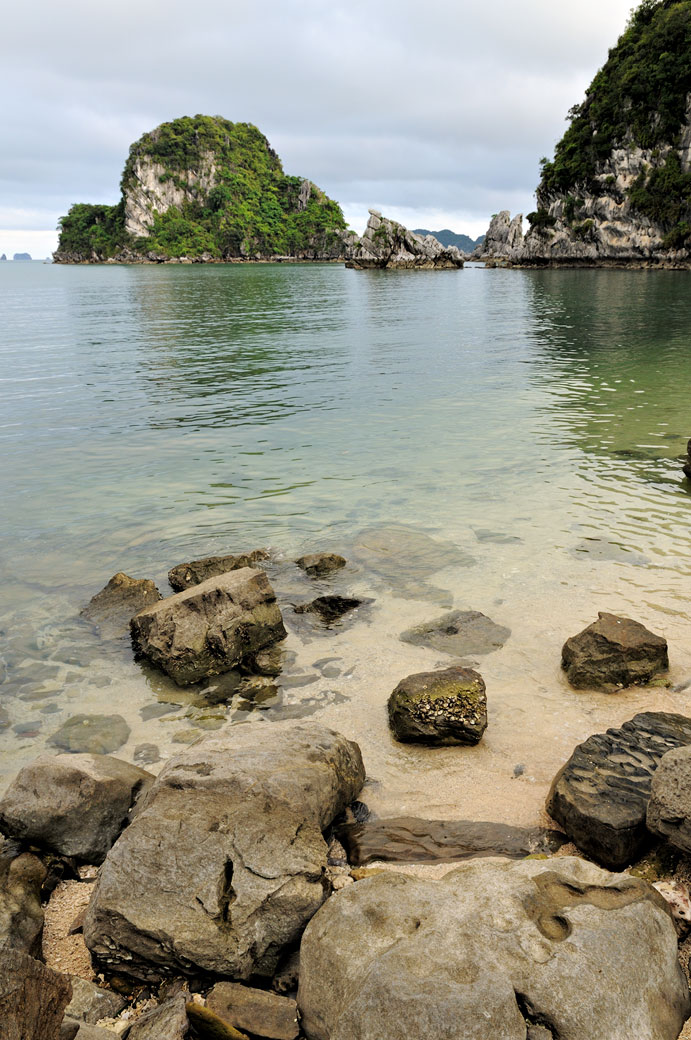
[561,611,668,689]
[207,982,299,1040]
[0,846,46,957]
[48,715,130,755]
[131,568,286,686]
[547,711,691,869]
[400,609,510,657]
[0,754,153,863]
[298,857,689,1040]
[84,722,364,981]
[388,666,487,745]
[82,572,161,638]
[647,745,691,852]
[168,550,270,592]
[295,553,346,578]
[0,949,73,1040]
[337,817,567,866]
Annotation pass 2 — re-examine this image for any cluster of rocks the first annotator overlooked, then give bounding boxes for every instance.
[345,211,464,270]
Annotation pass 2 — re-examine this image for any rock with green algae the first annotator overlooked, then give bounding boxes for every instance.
[186,1003,248,1039]
[388,666,487,746]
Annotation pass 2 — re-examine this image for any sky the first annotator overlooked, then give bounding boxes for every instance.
[1,0,636,257]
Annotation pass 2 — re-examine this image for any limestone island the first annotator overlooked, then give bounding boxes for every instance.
[53,115,463,270]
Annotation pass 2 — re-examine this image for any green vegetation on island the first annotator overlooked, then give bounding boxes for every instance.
[528,0,691,247]
[56,115,348,262]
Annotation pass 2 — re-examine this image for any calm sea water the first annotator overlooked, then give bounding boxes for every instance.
[2,261,691,823]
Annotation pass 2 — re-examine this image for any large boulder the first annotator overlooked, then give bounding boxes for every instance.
[547,711,691,869]
[561,611,668,689]
[388,666,487,746]
[0,843,46,956]
[168,550,270,592]
[0,754,154,864]
[345,211,464,270]
[647,745,691,852]
[82,572,161,638]
[298,857,690,1040]
[84,722,364,980]
[0,950,73,1040]
[130,568,287,685]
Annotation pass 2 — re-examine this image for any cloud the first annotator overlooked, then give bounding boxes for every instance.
[1,0,635,250]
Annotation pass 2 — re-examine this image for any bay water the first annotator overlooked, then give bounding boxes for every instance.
[2,261,691,827]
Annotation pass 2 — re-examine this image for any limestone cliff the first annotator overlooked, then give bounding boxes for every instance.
[481,0,691,267]
[346,211,464,269]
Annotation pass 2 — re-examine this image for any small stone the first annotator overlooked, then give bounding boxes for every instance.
[388,666,487,746]
[134,744,161,766]
[293,595,363,624]
[64,976,126,1023]
[48,715,130,755]
[206,981,299,1040]
[295,553,346,578]
[126,993,189,1039]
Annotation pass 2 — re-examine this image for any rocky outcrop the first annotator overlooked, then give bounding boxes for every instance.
[168,550,270,592]
[130,567,286,685]
[388,666,487,746]
[561,611,668,689]
[0,950,73,1040]
[0,754,154,864]
[547,711,691,869]
[83,722,364,981]
[298,857,690,1040]
[647,745,691,852]
[477,211,525,260]
[345,211,464,269]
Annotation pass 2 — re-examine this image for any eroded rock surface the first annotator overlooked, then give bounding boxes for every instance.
[0,950,72,1040]
[0,754,153,864]
[388,666,487,746]
[0,843,46,956]
[82,573,161,638]
[131,568,286,685]
[561,611,668,689]
[63,977,126,1024]
[647,745,691,853]
[168,550,270,592]
[84,722,364,980]
[547,711,691,869]
[298,857,689,1040]
[346,211,464,270]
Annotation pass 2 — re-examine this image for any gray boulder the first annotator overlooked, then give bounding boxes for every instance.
[561,611,668,689]
[0,844,46,956]
[206,982,299,1040]
[647,745,691,852]
[295,553,346,578]
[0,950,73,1040]
[0,754,153,864]
[346,211,464,270]
[168,550,270,592]
[400,609,510,657]
[547,711,691,869]
[82,572,161,637]
[131,568,287,686]
[63,977,126,1023]
[298,857,689,1040]
[84,722,365,980]
[388,666,487,745]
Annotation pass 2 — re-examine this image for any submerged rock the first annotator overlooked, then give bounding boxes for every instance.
[346,211,464,269]
[83,722,364,981]
[168,549,270,592]
[298,857,689,1040]
[295,553,346,578]
[293,595,364,625]
[349,524,473,604]
[49,714,130,755]
[130,568,286,685]
[337,816,567,866]
[82,572,161,638]
[0,753,153,864]
[547,711,691,869]
[561,611,668,689]
[647,745,691,853]
[0,950,73,1040]
[388,666,487,746]
[206,982,299,1040]
[400,609,510,657]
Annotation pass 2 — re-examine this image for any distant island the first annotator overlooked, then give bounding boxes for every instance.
[482,0,691,267]
[414,229,484,254]
[13,253,32,261]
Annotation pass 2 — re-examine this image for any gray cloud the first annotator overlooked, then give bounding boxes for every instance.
[2,0,634,247]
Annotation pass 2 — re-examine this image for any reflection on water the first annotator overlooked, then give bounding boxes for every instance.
[1,262,691,827]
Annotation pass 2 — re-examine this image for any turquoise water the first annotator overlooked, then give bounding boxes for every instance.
[2,261,691,822]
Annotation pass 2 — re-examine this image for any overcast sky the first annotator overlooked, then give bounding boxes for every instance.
[2,0,635,256]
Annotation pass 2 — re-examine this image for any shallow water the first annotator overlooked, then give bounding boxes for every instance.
[2,261,691,830]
